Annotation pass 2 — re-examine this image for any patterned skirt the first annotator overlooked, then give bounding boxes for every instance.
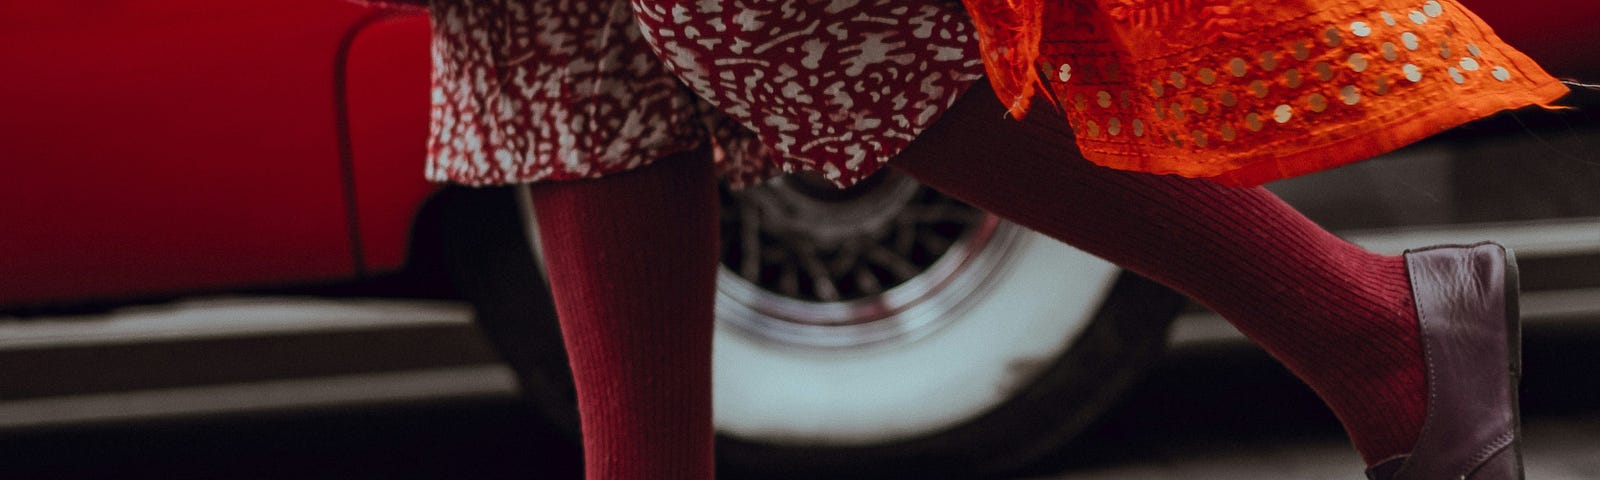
[426,0,1565,188]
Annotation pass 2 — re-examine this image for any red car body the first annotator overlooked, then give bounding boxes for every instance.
[2,0,430,306]
[2,0,1595,308]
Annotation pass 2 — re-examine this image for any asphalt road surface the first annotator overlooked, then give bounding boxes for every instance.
[4,318,1597,480]
[1017,320,1600,480]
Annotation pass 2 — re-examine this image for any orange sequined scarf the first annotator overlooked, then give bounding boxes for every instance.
[960,0,1567,186]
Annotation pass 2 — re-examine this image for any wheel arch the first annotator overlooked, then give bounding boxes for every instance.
[340,8,440,277]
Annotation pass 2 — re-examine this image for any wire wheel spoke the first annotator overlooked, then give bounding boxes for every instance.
[713,170,1026,349]
[718,172,986,303]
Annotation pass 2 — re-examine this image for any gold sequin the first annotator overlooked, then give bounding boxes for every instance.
[1285,68,1303,88]
[1439,40,1452,59]
[1468,44,1483,57]
[1324,28,1343,47]
[1402,32,1420,51]
[1192,131,1209,148]
[1132,118,1146,137]
[1409,10,1428,25]
[1273,104,1294,123]
[1403,63,1423,82]
[1308,93,1329,112]
[1375,75,1392,95]
[1250,80,1269,98]
[1220,91,1239,107]
[1261,51,1279,71]
[1381,11,1398,26]
[1087,120,1101,137]
[1056,63,1073,82]
[1192,97,1210,114]
[1168,131,1183,147]
[1074,93,1088,111]
[1316,62,1335,81]
[1151,79,1165,98]
[1349,53,1370,72]
[1424,0,1444,17]
[1460,57,1481,72]
[1230,57,1248,77]
[1382,42,1399,61]
[1220,123,1237,142]
[1293,41,1311,61]
[1170,102,1187,120]
[1341,85,1361,105]
[1449,67,1466,84]
[1108,117,1123,136]
[1492,66,1513,82]
[1246,113,1265,131]
[1350,21,1373,37]
[1199,68,1218,85]
[1098,90,1113,108]
[1170,71,1187,88]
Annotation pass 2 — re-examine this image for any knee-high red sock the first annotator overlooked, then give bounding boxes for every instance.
[893,86,1425,465]
[529,150,718,480]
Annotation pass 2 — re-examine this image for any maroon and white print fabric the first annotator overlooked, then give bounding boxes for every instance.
[426,0,709,185]
[426,0,985,188]
[628,0,986,186]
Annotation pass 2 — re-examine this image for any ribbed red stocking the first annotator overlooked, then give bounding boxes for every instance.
[528,149,718,480]
[892,84,1426,465]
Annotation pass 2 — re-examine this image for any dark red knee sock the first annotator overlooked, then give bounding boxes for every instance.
[528,150,718,479]
[893,86,1425,465]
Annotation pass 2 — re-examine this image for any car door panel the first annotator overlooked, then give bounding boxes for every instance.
[0,0,377,306]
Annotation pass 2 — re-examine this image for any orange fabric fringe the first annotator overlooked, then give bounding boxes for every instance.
[962,0,1048,117]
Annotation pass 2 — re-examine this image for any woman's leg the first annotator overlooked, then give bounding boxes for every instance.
[892,84,1425,466]
[528,149,719,479]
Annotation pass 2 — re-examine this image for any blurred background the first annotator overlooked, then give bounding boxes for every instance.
[3,0,1597,478]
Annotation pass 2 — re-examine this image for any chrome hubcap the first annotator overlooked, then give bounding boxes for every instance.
[716,172,1025,349]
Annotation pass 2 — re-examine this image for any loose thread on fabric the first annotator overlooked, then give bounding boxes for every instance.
[1560,79,1600,92]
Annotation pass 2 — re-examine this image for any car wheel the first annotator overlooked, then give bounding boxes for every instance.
[436,171,1186,478]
